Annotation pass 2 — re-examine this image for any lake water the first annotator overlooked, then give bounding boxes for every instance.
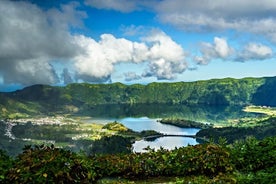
[119,117,200,152]
[0,104,262,156]
[84,116,201,152]
[84,104,261,152]
[133,137,198,152]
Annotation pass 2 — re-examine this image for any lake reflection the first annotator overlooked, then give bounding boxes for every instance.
[115,117,200,152]
[1,104,263,156]
[119,117,200,135]
[133,137,198,153]
[84,103,262,152]
[85,104,261,124]
[87,117,201,152]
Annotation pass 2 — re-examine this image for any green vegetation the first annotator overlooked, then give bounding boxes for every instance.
[196,116,276,143]
[243,105,276,116]
[89,135,134,154]
[0,149,12,182]
[103,121,129,132]
[0,119,143,156]
[230,136,276,183]
[69,104,252,124]
[1,77,276,182]
[4,145,95,183]
[2,76,276,118]
[139,130,163,137]
[159,118,213,128]
[252,76,276,106]
[0,136,275,183]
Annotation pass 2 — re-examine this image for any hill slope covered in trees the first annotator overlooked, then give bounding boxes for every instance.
[1,76,276,118]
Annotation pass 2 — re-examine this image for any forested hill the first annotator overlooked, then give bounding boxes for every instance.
[1,76,276,117]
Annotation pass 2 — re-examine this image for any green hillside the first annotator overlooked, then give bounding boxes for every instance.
[1,76,276,118]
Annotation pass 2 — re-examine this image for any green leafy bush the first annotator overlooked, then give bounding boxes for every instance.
[1,136,275,183]
[231,136,276,183]
[0,149,13,182]
[89,135,133,154]
[5,145,97,183]
[2,76,272,118]
[231,136,276,172]
[92,143,233,179]
[102,122,128,132]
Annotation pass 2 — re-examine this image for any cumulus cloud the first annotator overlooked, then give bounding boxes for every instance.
[141,31,187,79]
[194,37,233,65]
[3,59,59,85]
[47,2,87,29]
[73,30,187,81]
[120,25,147,37]
[236,43,273,61]
[193,38,273,63]
[124,72,142,81]
[0,0,85,86]
[76,74,112,83]
[155,0,276,41]
[62,68,74,85]
[73,34,145,80]
[142,58,187,80]
[0,0,188,87]
[84,0,276,41]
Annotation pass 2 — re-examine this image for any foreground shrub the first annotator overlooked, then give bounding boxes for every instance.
[93,143,234,179]
[5,145,97,183]
[231,136,276,172]
[1,136,275,183]
[0,150,13,182]
[89,135,133,154]
[231,136,276,184]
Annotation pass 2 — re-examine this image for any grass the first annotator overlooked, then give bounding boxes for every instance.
[243,105,276,116]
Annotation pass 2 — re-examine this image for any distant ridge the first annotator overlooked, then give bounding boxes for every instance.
[1,76,276,117]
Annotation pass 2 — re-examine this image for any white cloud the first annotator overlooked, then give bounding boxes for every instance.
[156,0,276,18]
[3,59,59,85]
[236,43,273,61]
[194,37,233,65]
[124,72,141,81]
[0,0,188,87]
[142,31,187,79]
[0,0,85,85]
[214,37,232,58]
[142,58,187,80]
[62,68,74,84]
[74,31,188,81]
[120,25,147,36]
[194,38,273,63]
[85,0,276,41]
[155,0,276,41]
[73,34,145,80]
[143,31,185,62]
[47,1,87,29]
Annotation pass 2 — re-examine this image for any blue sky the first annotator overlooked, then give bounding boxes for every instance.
[1,0,276,91]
